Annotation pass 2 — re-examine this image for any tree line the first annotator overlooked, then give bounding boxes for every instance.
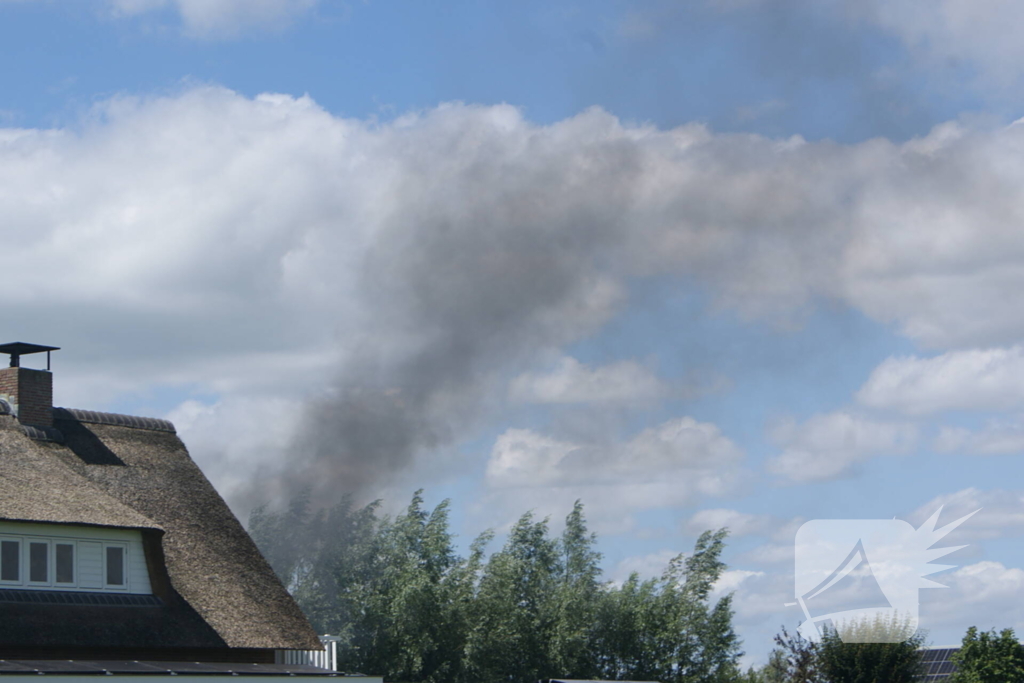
[250,491,1024,683]
[249,491,744,683]
[751,623,1024,683]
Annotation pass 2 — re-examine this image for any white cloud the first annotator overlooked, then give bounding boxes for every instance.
[767,411,918,482]
[712,568,766,596]
[742,541,795,566]
[167,395,304,507]
[921,561,1024,638]
[480,417,747,532]
[945,560,1024,604]
[9,86,1024,505]
[107,0,318,36]
[935,418,1024,455]
[685,508,775,537]
[833,117,1024,348]
[509,356,665,404]
[486,417,744,490]
[701,0,1024,97]
[485,429,577,489]
[909,488,1024,542]
[858,346,1024,415]
[860,0,1024,88]
[737,516,806,565]
[611,550,681,582]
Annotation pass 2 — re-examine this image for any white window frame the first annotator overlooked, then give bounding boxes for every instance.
[0,536,22,585]
[102,542,129,591]
[25,538,52,587]
[0,523,148,595]
[53,540,77,587]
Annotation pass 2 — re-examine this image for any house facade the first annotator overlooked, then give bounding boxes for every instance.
[0,343,334,677]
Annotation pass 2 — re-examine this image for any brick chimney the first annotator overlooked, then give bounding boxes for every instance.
[0,342,60,428]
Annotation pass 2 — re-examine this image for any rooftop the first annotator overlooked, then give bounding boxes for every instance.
[0,407,320,652]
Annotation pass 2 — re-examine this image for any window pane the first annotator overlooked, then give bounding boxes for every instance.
[55,543,74,584]
[29,542,48,582]
[106,546,124,586]
[0,541,19,582]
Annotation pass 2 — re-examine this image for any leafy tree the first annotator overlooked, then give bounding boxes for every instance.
[730,655,789,683]
[364,493,456,681]
[291,496,384,666]
[464,511,561,683]
[767,620,926,683]
[759,648,797,683]
[949,627,1024,683]
[250,493,745,683]
[816,623,925,683]
[550,500,603,679]
[591,529,742,683]
[767,626,822,683]
[592,570,662,680]
[249,487,316,590]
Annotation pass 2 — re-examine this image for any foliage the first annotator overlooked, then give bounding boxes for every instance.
[949,627,1024,683]
[250,492,743,683]
[816,622,925,683]
[765,626,822,683]
[763,621,925,683]
[732,654,789,683]
[590,528,742,683]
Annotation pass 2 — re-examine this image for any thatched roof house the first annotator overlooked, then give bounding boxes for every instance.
[0,343,323,669]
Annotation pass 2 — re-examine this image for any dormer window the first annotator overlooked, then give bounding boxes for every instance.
[0,523,149,595]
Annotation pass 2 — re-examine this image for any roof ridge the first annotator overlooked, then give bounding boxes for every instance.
[20,424,64,443]
[53,407,176,434]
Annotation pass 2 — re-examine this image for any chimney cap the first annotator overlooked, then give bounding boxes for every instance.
[0,342,60,369]
[0,342,60,356]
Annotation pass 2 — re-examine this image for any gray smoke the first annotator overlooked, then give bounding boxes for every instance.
[278,114,647,505]
[2,88,1014,512]
[251,102,1024,508]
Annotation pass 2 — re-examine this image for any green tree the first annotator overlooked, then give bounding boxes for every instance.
[766,627,822,683]
[592,571,661,680]
[550,500,603,679]
[248,487,316,590]
[729,655,789,683]
[337,491,470,683]
[815,622,925,683]
[591,529,742,683]
[290,496,384,664]
[949,627,1024,683]
[464,511,561,683]
[251,493,746,683]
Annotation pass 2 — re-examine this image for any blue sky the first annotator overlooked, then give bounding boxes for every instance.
[5,0,1024,665]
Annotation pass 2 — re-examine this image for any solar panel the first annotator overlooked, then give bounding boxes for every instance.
[919,647,959,681]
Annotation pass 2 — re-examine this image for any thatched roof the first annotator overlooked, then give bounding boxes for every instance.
[0,410,321,652]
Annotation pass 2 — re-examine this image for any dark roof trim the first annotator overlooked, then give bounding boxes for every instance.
[53,408,176,434]
[0,660,339,676]
[0,590,162,607]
